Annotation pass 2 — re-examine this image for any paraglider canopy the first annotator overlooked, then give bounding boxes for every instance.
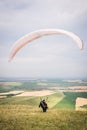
[8,29,83,61]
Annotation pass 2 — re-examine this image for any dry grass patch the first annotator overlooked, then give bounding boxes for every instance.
[16,90,55,97]
[76,97,87,110]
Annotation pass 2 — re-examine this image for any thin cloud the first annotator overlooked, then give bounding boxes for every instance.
[0,0,87,78]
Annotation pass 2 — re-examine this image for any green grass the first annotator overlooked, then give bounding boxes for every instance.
[0,92,87,110]
[0,92,64,108]
[0,105,87,130]
[54,92,87,109]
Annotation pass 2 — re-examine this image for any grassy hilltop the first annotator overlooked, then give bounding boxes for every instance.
[0,80,87,130]
[0,105,87,130]
[0,92,87,130]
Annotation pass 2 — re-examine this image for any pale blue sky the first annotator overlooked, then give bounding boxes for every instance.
[0,0,87,79]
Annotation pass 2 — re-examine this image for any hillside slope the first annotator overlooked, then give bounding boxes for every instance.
[0,105,87,130]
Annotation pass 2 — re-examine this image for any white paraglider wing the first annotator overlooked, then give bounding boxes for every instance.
[9,29,83,61]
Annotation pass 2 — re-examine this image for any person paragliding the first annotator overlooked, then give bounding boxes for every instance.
[39,99,48,112]
[8,29,83,62]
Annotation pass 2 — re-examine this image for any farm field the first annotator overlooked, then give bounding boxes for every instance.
[0,91,87,110]
[0,79,87,109]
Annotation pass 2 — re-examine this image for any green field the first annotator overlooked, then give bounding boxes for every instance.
[0,81,87,110]
[0,92,87,109]
[0,80,87,92]
[0,92,63,108]
[54,92,87,109]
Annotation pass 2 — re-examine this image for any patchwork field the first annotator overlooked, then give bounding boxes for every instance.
[0,80,87,109]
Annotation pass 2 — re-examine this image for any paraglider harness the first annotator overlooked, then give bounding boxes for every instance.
[39,98,48,112]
